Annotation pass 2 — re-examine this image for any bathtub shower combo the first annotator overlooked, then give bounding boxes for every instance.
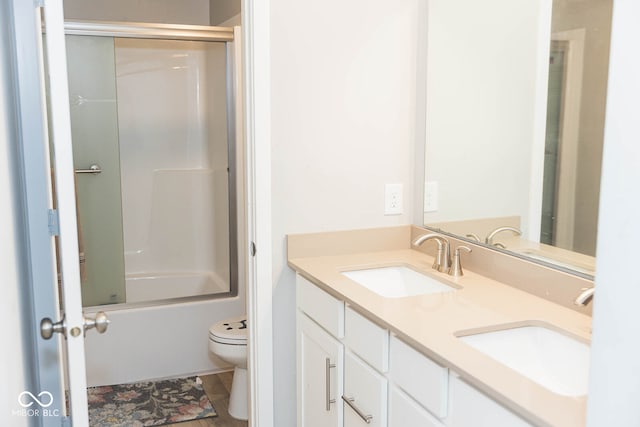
[57,21,245,387]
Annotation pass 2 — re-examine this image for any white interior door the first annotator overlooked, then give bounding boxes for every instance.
[39,1,100,425]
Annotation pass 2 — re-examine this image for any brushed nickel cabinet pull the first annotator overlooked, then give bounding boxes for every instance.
[325,357,336,411]
[342,395,373,424]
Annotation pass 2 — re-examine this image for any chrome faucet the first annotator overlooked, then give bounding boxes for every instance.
[574,287,595,306]
[485,226,522,247]
[413,233,451,272]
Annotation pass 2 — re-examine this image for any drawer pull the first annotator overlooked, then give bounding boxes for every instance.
[325,358,336,411]
[342,396,373,424]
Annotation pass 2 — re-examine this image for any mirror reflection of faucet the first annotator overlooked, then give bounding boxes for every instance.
[465,233,481,242]
[485,226,522,248]
[574,287,595,306]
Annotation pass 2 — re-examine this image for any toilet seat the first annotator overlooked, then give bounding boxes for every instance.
[209,315,247,345]
[208,314,249,420]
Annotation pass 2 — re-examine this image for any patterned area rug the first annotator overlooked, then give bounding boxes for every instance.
[88,376,217,426]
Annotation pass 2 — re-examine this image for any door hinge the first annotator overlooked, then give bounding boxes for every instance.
[48,209,59,236]
[250,241,257,256]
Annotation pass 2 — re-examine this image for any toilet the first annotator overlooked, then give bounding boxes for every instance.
[209,315,248,421]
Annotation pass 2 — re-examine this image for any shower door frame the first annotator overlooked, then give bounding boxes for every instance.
[63,20,240,307]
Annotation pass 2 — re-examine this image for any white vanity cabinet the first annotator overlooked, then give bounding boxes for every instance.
[388,335,448,426]
[296,274,537,427]
[389,385,446,427]
[297,313,344,427]
[343,305,389,427]
[447,374,534,427]
[343,351,387,427]
[297,276,345,427]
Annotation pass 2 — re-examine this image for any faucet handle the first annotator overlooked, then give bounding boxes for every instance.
[449,246,472,277]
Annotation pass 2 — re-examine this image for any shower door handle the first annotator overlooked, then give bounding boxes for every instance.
[75,163,102,174]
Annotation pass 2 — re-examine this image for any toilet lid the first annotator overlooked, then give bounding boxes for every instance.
[209,315,247,344]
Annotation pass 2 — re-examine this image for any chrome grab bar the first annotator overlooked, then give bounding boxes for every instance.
[342,396,372,424]
[75,164,102,174]
[325,358,336,411]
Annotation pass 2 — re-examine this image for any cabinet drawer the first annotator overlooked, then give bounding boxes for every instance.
[344,306,389,372]
[344,351,387,427]
[389,386,445,427]
[448,374,533,427]
[389,335,448,418]
[297,274,345,338]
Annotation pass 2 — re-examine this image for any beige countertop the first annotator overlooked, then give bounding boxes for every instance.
[287,226,591,427]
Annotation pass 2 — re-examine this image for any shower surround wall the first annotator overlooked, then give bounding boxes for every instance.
[114,39,231,302]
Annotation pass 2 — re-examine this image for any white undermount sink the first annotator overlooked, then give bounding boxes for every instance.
[458,325,590,396]
[341,266,457,298]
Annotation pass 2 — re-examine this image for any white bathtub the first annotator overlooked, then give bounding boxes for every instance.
[125,271,229,303]
[84,283,244,387]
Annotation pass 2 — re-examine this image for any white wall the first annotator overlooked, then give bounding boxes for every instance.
[64,0,210,25]
[587,1,640,425]
[423,0,548,241]
[270,0,421,424]
[210,0,241,25]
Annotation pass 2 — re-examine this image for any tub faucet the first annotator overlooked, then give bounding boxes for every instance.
[413,233,451,272]
[485,226,522,247]
[574,287,595,306]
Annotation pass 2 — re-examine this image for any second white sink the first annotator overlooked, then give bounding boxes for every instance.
[458,325,590,396]
[341,266,456,298]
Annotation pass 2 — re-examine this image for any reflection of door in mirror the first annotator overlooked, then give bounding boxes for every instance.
[542,39,577,249]
[544,0,613,257]
[541,42,565,247]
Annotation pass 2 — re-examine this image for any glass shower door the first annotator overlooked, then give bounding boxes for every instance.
[65,35,126,306]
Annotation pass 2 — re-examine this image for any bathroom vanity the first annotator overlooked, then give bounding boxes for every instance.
[288,226,592,427]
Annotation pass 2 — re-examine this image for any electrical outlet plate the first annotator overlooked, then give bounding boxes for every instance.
[424,181,438,212]
[385,183,403,215]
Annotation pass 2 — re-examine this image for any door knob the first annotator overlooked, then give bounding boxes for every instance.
[41,311,110,339]
[83,311,110,335]
[41,315,66,340]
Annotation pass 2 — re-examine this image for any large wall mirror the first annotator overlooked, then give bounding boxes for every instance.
[422,0,613,277]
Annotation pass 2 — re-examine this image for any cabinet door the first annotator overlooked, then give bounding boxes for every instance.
[344,351,388,427]
[448,374,534,427]
[389,386,445,427]
[297,311,344,427]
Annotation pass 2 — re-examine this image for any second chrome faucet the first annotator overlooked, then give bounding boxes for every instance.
[413,233,472,277]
